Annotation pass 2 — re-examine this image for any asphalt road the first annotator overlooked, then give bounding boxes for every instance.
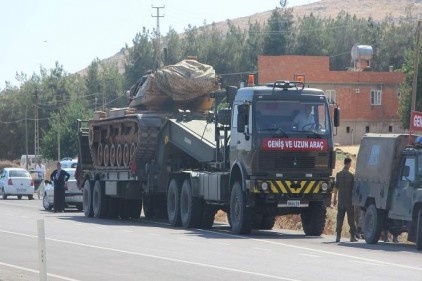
[0,199,421,281]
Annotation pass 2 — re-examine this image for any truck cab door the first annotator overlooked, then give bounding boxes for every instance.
[230,103,252,162]
[389,156,415,220]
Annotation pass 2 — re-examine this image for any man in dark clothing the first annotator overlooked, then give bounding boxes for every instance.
[50,162,70,213]
[334,157,358,243]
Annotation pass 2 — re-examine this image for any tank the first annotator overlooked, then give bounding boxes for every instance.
[86,60,219,170]
[351,44,373,61]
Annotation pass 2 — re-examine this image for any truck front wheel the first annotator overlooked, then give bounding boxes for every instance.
[416,209,422,250]
[230,182,253,235]
[364,204,383,244]
[167,179,181,226]
[83,180,93,217]
[301,201,326,236]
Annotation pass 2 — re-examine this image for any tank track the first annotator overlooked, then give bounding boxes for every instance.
[88,115,162,170]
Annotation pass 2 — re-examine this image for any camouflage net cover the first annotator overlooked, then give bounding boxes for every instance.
[130,60,219,108]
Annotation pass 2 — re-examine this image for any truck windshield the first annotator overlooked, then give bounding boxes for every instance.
[255,101,330,135]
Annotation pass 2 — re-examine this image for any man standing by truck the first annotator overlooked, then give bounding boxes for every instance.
[333,157,358,242]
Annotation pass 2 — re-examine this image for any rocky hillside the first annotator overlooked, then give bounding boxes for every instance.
[77,0,422,75]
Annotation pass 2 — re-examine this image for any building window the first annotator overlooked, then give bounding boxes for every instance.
[366,126,370,133]
[325,90,336,103]
[370,90,382,105]
[346,126,350,133]
[389,125,393,133]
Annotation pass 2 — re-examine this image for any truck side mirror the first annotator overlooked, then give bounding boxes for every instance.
[236,104,250,133]
[334,107,340,127]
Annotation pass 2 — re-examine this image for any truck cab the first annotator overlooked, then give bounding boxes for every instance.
[353,134,422,250]
[228,81,339,234]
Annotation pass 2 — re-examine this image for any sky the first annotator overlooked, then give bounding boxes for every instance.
[0,0,317,88]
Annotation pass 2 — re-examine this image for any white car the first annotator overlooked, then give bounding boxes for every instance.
[0,168,35,200]
[43,168,83,211]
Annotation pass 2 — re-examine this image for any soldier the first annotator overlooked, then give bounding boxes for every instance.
[333,157,358,242]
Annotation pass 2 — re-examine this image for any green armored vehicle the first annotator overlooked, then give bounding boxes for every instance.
[353,134,422,250]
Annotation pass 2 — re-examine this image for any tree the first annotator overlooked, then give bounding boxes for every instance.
[263,8,294,55]
[163,27,182,65]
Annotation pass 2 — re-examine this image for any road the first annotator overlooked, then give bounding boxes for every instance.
[0,199,421,281]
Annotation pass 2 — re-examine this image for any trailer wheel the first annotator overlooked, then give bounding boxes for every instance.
[106,197,119,219]
[143,193,154,219]
[230,182,253,234]
[416,209,422,250]
[364,204,383,244]
[180,179,202,228]
[200,205,216,229]
[167,179,181,226]
[83,180,94,217]
[301,201,326,236]
[92,180,107,218]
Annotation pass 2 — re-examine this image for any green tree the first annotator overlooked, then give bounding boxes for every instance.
[164,27,182,65]
[263,8,294,55]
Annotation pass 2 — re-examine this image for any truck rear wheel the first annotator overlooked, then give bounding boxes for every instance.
[301,201,326,236]
[93,180,107,218]
[180,179,202,228]
[230,182,253,234]
[364,204,383,244]
[83,180,93,217]
[167,179,181,226]
[416,209,422,250]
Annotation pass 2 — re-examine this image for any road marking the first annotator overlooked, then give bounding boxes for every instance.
[0,229,299,281]
[0,261,79,281]
[178,237,194,241]
[197,229,422,272]
[0,201,40,209]
[253,247,272,252]
[96,226,107,229]
[299,253,321,258]
[351,260,385,266]
[216,242,231,246]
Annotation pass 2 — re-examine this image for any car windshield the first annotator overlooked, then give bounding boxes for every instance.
[9,170,31,178]
[255,101,330,135]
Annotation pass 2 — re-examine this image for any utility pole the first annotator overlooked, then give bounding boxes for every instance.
[152,5,165,69]
[412,20,421,112]
[25,108,28,170]
[34,89,40,158]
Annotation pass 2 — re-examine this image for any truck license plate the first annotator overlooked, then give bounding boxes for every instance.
[287,200,301,207]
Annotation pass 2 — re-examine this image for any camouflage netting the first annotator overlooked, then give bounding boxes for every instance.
[130,60,219,108]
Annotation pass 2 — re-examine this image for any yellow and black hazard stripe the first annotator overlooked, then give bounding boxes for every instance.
[252,180,322,194]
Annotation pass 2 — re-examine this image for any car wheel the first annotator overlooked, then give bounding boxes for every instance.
[2,189,7,200]
[28,195,33,200]
[43,193,53,211]
[17,195,22,200]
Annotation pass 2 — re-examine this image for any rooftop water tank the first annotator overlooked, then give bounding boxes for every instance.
[351,44,373,61]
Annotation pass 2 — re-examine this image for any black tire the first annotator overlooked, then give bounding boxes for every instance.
[92,180,107,218]
[364,204,383,244]
[143,192,154,219]
[416,209,422,250]
[260,214,276,230]
[130,199,142,219]
[43,193,53,211]
[17,195,22,200]
[28,195,33,200]
[83,180,94,217]
[2,193,6,200]
[119,199,130,220]
[106,197,119,219]
[180,179,202,228]
[167,179,181,226]
[230,182,253,235]
[200,205,216,229]
[301,201,326,236]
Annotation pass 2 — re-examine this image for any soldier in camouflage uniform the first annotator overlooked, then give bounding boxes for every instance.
[334,157,358,243]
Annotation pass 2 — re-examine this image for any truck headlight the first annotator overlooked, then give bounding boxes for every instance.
[262,182,269,191]
[321,182,328,191]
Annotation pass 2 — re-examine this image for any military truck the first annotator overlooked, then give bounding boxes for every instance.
[78,61,340,235]
[353,134,422,249]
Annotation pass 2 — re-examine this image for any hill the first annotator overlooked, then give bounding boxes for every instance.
[76,0,422,75]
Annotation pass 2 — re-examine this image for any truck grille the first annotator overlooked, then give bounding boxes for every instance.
[259,151,329,171]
